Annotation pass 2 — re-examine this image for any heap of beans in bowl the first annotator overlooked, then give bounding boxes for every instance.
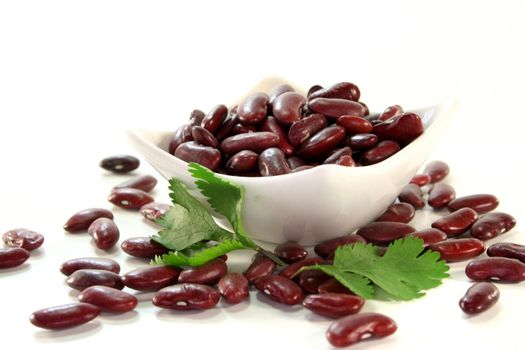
[169,82,424,176]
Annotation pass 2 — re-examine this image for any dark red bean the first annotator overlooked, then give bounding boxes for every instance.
[78,286,138,312]
[429,238,485,262]
[398,184,425,209]
[308,98,366,118]
[218,273,249,304]
[279,257,325,279]
[122,266,181,291]
[346,133,378,151]
[258,147,291,176]
[314,235,367,258]
[214,115,238,141]
[274,242,308,263]
[60,257,120,276]
[191,126,220,148]
[297,125,346,159]
[232,123,256,135]
[189,109,206,126]
[2,228,44,251]
[336,115,373,134]
[30,303,100,330]
[169,124,194,154]
[375,203,415,223]
[407,228,448,247]
[0,247,29,268]
[298,270,331,294]
[378,105,404,122]
[448,194,499,214]
[269,84,295,105]
[288,114,327,148]
[221,132,279,156]
[356,222,415,245]
[140,202,170,222]
[87,218,119,250]
[424,160,450,183]
[254,274,304,305]
[237,92,269,124]
[459,282,499,315]
[324,147,352,165]
[261,116,295,156]
[63,208,114,233]
[431,208,478,236]
[121,237,169,259]
[471,212,516,240]
[307,84,323,97]
[487,243,525,263]
[201,104,228,133]
[153,283,220,310]
[326,312,397,347]
[303,293,364,318]
[410,173,432,186]
[286,156,305,170]
[335,155,355,166]
[428,183,456,209]
[466,257,525,282]
[113,175,157,193]
[225,150,259,174]
[66,269,124,291]
[373,112,424,146]
[178,258,228,286]
[174,141,222,171]
[308,82,360,102]
[243,254,276,283]
[318,278,354,294]
[360,140,400,165]
[100,155,139,173]
[108,188,154,210]
[272,92,306,125]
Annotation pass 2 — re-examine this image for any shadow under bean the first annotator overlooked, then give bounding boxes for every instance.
[33,320,102,342]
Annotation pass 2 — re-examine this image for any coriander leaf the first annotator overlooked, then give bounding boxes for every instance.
[301,265,374,299]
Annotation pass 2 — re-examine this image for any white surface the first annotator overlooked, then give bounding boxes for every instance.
[1,1,524,349]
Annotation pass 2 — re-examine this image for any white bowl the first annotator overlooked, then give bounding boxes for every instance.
[128,77,457,245]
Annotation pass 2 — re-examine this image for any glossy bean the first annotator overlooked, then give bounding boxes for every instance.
[288,113,327,146]
[431,208,478,236]
[448,194,499,214]
[178,258,228,285]
[258,147,291,176]
[307,84,323,97]
[356,222,415,245]
[2,228,44,251]
[465,257,525,282]
[153,283,220,310]
[189,109,206,126]
[272,92,306,125]
[326,312,397,348]
[99,155,139,173]
[218,273,249,304]
[113,175,157,193]
[279,257,325,279]
[459,282,499,315]
[269,84,295,105]
[30,303,100,330]
[214,114,238,141]
[335,155,356,166]
[428,183,456,209]
[243,254,276,283]
[373,112,424,146]
[121,237,169,259]
[60,257,120,276]
[303,293,364,318]
[254,275,304,305]
[318,278,354,294]
[66,269,124,291]
[225,150,259,174]
[407,228,448,247]
[63,208,114,233]
[298,270,331,294]
[191,126,220,148]
[122,266,181,291]
[429,238,485,262]
[201,104,228,133]
[345,133,378,151]
[174,141,222,171]
[261,116,295,156]
[308,82,360,102]
[336,115,373,134]
[78,286,138,312]
[297,125,346,159]
[88,218,119,250]
[378,105,404,121]
[324,147,352,165]
[410,174,431,186]
[221,132,279,156]
[274,242,308,263]
[238,92,269,124]
[360,140,400,165]
[471,212,516,240]
[314,235,367,258]
[139,202,171,222]
[424,160,450,183]
[487,243,525,263]
[232,123,256,134]
[375,203,415,223]
[286,156,305,170]
[308,98,366,118]
[169,124,193,154]
[398,184,425,209]
[0,247,29,268]
[108,188,154,210]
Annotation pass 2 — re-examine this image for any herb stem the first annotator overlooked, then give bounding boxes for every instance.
[255,246,286,267]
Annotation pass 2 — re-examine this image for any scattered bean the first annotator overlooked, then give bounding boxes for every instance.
[218,273,249,304]
[112,175,158,192]
[120,237,169,259]
[122,266,181,291]
[274,242,308,263]
[487,242,525,263]
[139,202,171,222]
[88,218,119,250]
[66,269,124,291]
[326,312,397,347]
[410,173,431,186]
[465,257,525,282]
[356,222,415,245]
[298,270,331,294]
[431,208,478,236]
[178,258,228,286]
[429,238,485,262]
[29,303,100,330]
[448,194,499,214]
[398,184,425,209]
[470,212,516,240]
[459,282,499,315]
[108,188,154,210]
[2,228,44,251]
[0,247,29,268]
[318,278,354,295]
[303,293,364,318]
[243,254,276,283]
[153,283,221,310]
[428,183,456,209]
[314,235,367,258]
[78,286,138,313]
[100,155,139,174]
[424,161,450,183]
[254,274,304,305]
[407,228,448,247]
[63,208,114,233]
[279,257,324,279]
[60,257,120,276]
[375,203,415,223]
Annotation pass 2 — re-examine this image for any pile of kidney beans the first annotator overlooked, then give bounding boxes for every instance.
[169,82,425,176]
[1,156,523,346]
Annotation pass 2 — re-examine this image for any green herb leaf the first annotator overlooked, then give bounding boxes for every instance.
[302,264,374,299]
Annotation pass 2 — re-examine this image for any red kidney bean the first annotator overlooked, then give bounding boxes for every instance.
[459,282,499,315]
[122,266,181,291]
[431,208,478,236]
[288,113,327,146]
[429,238,485,262]
[140,202,170,222]
[66,269,124,291]
[153,283,220,310]
[88,218,119,250]
[336,115,373,134]
[407,228,448,247]
[243,254,276,283]
[303,293,364,318]
[121,237,169,259]
[169,124,194,154]
[324,147,352,164]
[60,257,120,276]
[375,203,415,223]
[314,235,367,258]
[487,243,525,263]
[238,92,269,124]
[398,184,425,209]
[360,102,370,116]
[258,147,291,176]
[410,173,432,186]
[261,116,295,156]
[326,312,397,347]
[345,133,379,151]
[214,114,238,141]
[466,257,525,282]
[30,303,100,330]
[280,257,325,279]
[428,183,456,209]
[297,125,346,159]
[221,132,279,156]
[372,112,424,146]
[254,274,304,305]
[360,140,400,165]
[2,228,44,251]
[174,141,222,171]
[274,242,308,263]
[108,188,154,210]
[308,82,360,102]
[113,175,157,193]
[78,286,138,313]
[307,84,323,97]
[378,104,404,122]
[232,123,256,134]
[269,84,295,105]
[201,104,228,133]
[448,194,499,214]
[424,160,450,183]
[100,155,139,173]
[335,155,356,166]
[189,109,205,126]
[63,208,114,233]
[286,156,305,169]
[298,270,331,294]
[218,273,249,304]
[191,126,220,148]
[318,278,354,294]
[356,222,415,245]
[308,98,366,118]
[0,247,29,268]
[471,212,516,240]
[225,150,259,174]
[178,258,228,285]
[272,92,306,125]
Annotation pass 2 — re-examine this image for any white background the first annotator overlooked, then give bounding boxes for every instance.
[1,0,524,349]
